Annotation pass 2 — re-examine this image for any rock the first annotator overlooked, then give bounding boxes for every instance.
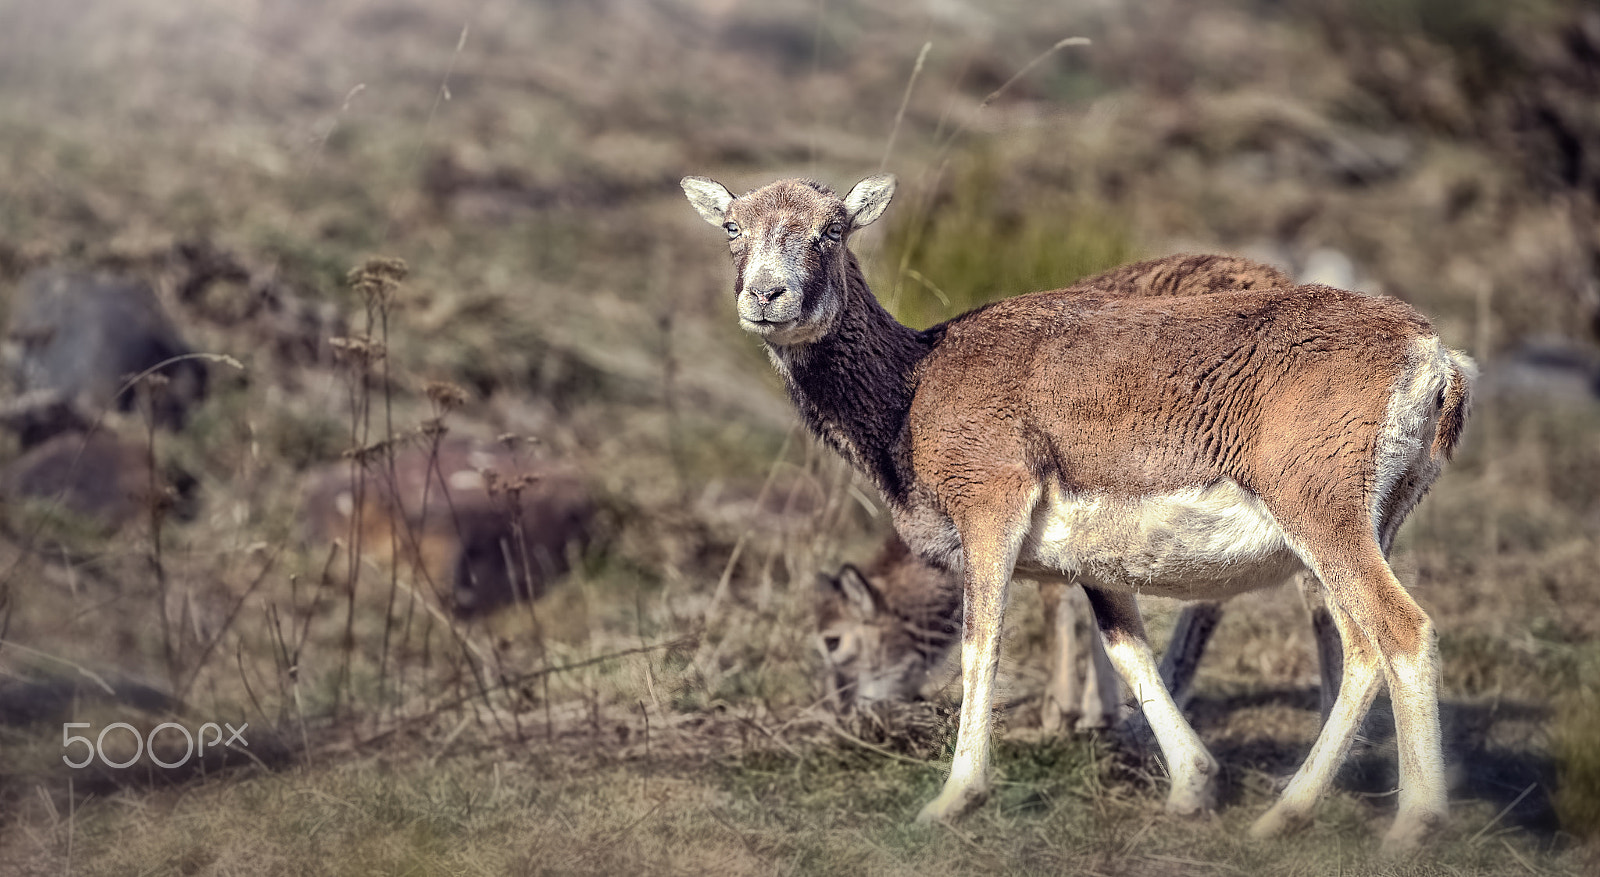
[3,269,206,445]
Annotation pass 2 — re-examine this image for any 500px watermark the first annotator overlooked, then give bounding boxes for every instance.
[62,722,248,769]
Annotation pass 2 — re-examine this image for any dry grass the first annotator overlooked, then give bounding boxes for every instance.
[0,0,1598,874]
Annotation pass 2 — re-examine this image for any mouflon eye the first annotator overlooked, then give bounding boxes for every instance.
[824,222,843,242]
[823,635,842,653]
[723,221,741,240]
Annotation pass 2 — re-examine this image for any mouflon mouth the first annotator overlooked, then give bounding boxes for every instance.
[739,316,795,335]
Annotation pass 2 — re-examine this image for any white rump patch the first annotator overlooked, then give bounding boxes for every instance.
[1370,335,1460,548]
[1017,479,1306,599]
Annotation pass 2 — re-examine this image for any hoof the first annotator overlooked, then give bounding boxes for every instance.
[1164,784,1218,818]
[915,784,989,825]
[1039,696,1076,736]
[1074,709,1113,733]
[1381,810,1445,855]
[1164,759,1220,817]
[1249,803,1310,840]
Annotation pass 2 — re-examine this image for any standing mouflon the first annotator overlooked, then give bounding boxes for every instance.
[684,173,1473,850]
[815,254,1343,732]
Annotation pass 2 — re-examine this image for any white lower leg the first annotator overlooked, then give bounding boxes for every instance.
[1383,629,1447,850]
[918,566,1011,823]
[1088,589,1218,815]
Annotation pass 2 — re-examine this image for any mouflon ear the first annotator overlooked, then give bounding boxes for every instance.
[843,174,897,230]
[680,176,736,227]
[833,564,885,618]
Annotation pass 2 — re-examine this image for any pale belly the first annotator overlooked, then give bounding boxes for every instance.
[1016,479,1308,599]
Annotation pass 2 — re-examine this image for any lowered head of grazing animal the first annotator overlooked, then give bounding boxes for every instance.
[814,535,961,712]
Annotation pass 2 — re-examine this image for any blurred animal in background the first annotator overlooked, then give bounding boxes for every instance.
[0,671,180,729]
[818,532,1127,730]
[0,430,199,536]
[301,437,595,617]
[0,269,207,447]
[814,533,1124,730]
[816,253,1344,732]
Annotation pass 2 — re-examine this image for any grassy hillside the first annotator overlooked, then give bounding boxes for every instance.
[1,0,1597,873]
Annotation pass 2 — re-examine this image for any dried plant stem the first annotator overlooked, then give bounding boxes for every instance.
[881,42,932,173]
[141,381,178,691]
[378,302,401,722]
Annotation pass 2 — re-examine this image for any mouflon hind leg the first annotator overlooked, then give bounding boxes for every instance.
[1251,536,1446,851]
[1249,594,1383,839]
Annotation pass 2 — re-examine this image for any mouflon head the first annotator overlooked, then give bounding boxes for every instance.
[681,174,896,347]
[814,562,938,710]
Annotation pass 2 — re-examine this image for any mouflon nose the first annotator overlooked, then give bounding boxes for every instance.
[748,284,786,304]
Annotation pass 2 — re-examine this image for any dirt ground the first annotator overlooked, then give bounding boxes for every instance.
[1,1,1598,874]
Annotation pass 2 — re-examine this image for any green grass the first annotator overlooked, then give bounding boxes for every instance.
[874,150,1136,329]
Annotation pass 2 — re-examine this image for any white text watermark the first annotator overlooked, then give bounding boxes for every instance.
[62,722,248,769]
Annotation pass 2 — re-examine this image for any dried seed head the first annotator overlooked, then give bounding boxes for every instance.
[426,380,469,412]
[341,437,396,465]
[347,257,409,308]
[329,334,386,366]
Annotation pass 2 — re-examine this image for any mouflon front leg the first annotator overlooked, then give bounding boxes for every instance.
[1040,581,1120,733]
[916,485,1037,824]
[1079,602,1120,730]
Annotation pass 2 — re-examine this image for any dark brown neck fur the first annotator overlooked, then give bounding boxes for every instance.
[770,254,935,506]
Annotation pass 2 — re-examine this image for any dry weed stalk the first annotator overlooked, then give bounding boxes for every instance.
[884,36,1091,312]
[321,257,542,741]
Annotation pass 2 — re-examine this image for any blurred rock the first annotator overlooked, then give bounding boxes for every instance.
[301,437,594,617]
[2,268,207,445]
[0,430,198,535]
[0,389,92,444]
[1481,339,1600,403]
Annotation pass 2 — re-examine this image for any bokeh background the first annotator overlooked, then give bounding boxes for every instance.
[1,0,1597,873]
